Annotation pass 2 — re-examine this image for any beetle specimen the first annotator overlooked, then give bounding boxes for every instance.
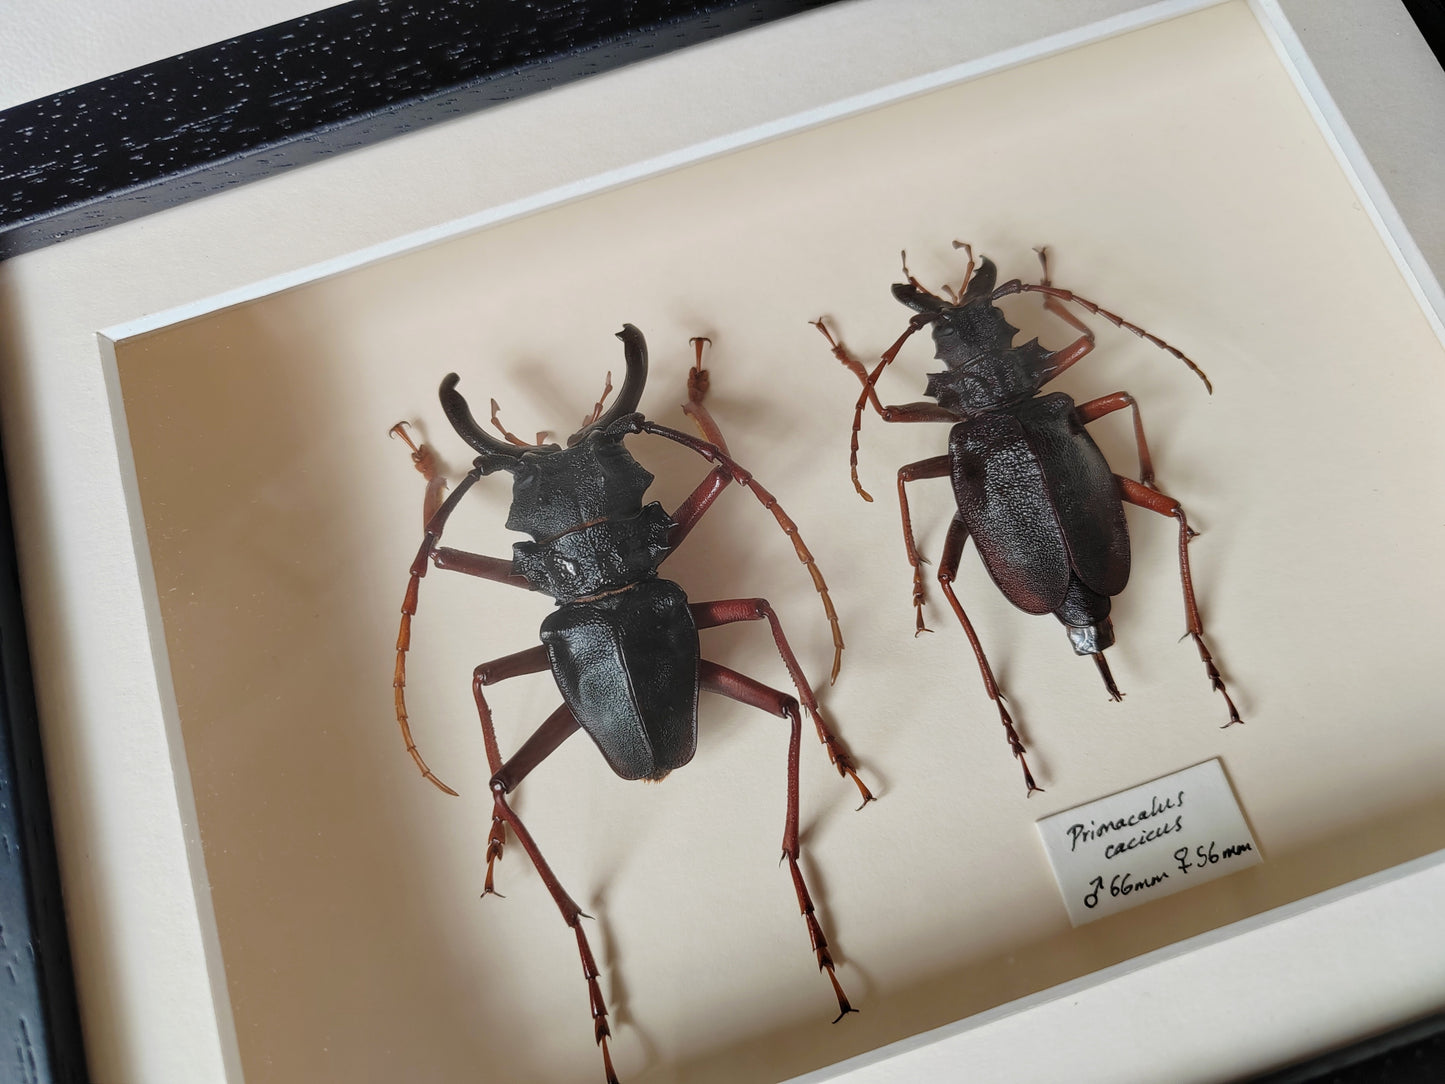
[391,327,869,1083]
[814,244,1240,794]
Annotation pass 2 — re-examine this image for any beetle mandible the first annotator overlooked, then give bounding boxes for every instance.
[391,326,871,1083]
[814,244,1241,794]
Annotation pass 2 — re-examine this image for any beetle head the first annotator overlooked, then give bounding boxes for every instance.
[892,256,1016,370]
[438,325,658,539]
[892,254,1051,413]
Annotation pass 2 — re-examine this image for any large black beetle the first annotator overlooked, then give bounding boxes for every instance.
[815,245,1240,794]
[391,327,868,1083]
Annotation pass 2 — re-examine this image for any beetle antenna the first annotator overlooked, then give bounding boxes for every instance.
[630,420,847,684]
[393,463,487,797]
[440,375,527,459]
[488,397,542,447]
[849,313,938,501]
[573,325,648,442]
[579,370,614,428]
[952,239,976,294]
[992,280,1214,393]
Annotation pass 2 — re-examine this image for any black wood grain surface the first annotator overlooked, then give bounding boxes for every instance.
[0,433,87,1082]
[0,0,833,259]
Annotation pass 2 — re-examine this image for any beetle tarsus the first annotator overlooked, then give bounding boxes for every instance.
[482,813,507,896]
[1092,653,1125,702]
[1191,632,1243,726]
[997,701,1042,794]
[1019,752,1042,797]
[807,718,874,806]
[572,922,618,1084]
[784,851,855,1022]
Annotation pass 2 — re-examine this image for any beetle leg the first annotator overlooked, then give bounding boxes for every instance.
[668,337,736,550]
[431,547,531,587]
[1116,477,1243,726]
[390,421,449,523]
[812,316,949,501]
[897,456,952,634]
[488,708,621,1081]
[812,318,885,416]
[937,516,1042,795]
[698,660,857,1023]
[692,599,873,806]
[682,335,730,452]
[467,645,553,896]
[578,370,615,429]
[1076,392,1156,488]
[813,318,956,421]
[639,421,846,683]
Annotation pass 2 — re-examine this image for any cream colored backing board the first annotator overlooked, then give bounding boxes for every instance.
[49,4,1445,1084]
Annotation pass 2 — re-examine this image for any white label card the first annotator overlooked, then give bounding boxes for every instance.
[1036,759,1261,925]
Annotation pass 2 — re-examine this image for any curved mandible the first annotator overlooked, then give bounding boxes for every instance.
[570,324,649,443]
[440,373,528,460]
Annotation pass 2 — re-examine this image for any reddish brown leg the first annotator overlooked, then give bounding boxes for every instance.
[469,645,552,896]
[641,421,845,684]
[669,337,734,550]
[1116,477,1242,726]
[697,660,856,1022]
[488,706,619,1082]
[811,315,954,502]
[1032,246,1098,384]
[811,319,956,425]
[936,516,1041,795]
[897,456,952,634]
[1076,392,1156,487]
[681,336,729,453]
[692,599,873,806]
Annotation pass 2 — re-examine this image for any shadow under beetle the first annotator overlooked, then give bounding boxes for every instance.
[391,327,870,1083]
[814,244,1241,794]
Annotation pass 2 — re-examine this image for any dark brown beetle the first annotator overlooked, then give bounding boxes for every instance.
[391,328,869,1083]
[815,244,1241,793]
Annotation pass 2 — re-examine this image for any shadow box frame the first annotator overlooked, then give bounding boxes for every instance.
[1,1,1443,1082]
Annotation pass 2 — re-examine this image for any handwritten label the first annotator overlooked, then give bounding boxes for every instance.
[1036,759,1261,925]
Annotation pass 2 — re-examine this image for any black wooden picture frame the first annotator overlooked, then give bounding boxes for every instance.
[1,3,1442,1082]
[0,0,834,261]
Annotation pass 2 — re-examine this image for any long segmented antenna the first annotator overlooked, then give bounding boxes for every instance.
[488,398,549,448]
[620,417,846,684]
[951,239,976,296]
[992,279,1214,393]
[391,424,486,796]
[847,313,938,501]
[578,370,614,428]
